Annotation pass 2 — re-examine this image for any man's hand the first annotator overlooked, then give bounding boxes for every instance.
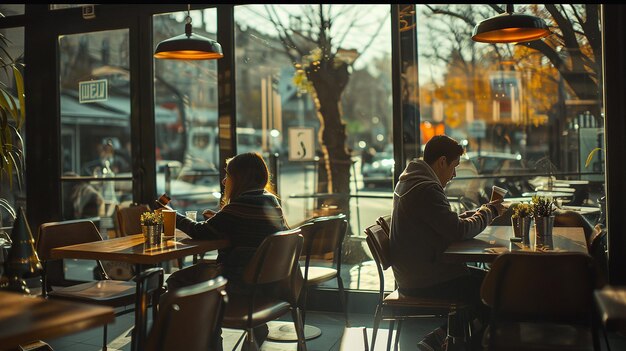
[487,199,506,217]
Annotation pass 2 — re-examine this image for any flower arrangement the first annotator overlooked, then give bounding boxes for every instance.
[531,196,556,218]
[140,211,163,226]
[511,203,533,219]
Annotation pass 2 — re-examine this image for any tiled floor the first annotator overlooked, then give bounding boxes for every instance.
[44,307,626,351]
[43,259,626,351]
[45,308,444,351]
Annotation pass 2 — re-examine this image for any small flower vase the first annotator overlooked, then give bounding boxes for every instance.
[512,216,532,246]
[142,224,162,247]
[534,215,555,248]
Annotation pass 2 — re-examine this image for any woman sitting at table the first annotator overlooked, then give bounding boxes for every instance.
[159,152,289,351]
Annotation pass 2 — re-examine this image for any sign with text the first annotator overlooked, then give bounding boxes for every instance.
[288,127,315,161]
[79,79,108,103]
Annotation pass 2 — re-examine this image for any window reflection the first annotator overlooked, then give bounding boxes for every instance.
[153,9,222,215]
[418,4,604,211]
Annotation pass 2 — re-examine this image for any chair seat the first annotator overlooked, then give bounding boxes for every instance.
[301,266,337,285]
[48,280,136,307]
[383,289,466,309]
[489,322,595,351]
[222,293,291,328]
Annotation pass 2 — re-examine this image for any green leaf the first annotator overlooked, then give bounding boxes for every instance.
[12,66,25,127]
[585,148,602,168]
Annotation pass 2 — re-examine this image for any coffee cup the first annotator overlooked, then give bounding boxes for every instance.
[490,185,508,202]
[162,209,176,237]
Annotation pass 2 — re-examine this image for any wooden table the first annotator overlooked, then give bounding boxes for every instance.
[522,190,574,198]
[594,285,626,333]
[50,234,230,351]
[0,291,114,350]
[444,225,588,263]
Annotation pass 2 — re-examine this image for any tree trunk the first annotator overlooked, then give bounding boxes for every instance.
[306,60,352,227]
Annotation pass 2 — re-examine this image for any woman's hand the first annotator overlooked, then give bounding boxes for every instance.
[203,209,216,220]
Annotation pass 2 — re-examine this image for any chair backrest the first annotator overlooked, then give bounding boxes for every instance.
[36,219,107,290]
[589,229,608,288]
[554,210,596,248]
[116,203,151,237]
[481,252,595,324]
[37,219,103,260]
[242,228,303,286]
[145,276,228,351]
[300,213,347,265]
[376,215,391,235]
[364,223,391,270]
[364,223,391,298]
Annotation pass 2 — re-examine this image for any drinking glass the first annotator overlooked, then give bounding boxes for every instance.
[185,211,197,221]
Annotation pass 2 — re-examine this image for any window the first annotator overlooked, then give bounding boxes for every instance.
[235,5,393,291]
[153,8,222,214]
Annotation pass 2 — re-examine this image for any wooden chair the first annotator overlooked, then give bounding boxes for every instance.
[222,228,307,351]
[140,269,228,351]
[589,228,608,288]
[133,267,164,351]
[115,203,150,237]
[36,219,137,351]
[480,251,600,351]
[376,214,391,235]
[364,223,470,351]
[554,209,597,248]
[103,203,150,280]
[299,214,349,326]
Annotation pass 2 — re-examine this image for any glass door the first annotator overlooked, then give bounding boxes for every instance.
[58,29,133,238]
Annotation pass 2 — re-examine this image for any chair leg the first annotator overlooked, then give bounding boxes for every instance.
[292,307,308,351]
[231,331,246,351]
[337,275,349,327]
[394,320,403,351]
[601,326,612,351]
[301,286,309,325]
[386,320,395,351]
[102,324,108,351]
[241,328,259,351]
[371,305,383,351]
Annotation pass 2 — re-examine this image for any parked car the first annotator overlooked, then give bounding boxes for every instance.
[362,151,394,189]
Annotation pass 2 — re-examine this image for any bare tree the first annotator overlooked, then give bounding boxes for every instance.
[252,5,388,223]
[424,4,601,120]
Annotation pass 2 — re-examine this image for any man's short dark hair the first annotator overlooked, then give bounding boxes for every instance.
[423,135,464,165]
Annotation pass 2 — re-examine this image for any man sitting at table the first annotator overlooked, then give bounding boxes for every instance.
[390,135,505,351]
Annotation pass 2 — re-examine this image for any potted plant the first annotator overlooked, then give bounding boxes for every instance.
[140,211,164,246]
[511,203,533,246]
[531,195,556,247]
[0,21,26,232]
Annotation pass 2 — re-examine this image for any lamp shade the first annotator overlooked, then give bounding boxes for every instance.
[472,12,550,43]
[154,32,223,60]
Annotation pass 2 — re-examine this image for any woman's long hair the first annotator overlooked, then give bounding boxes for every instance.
[222,152,275,206]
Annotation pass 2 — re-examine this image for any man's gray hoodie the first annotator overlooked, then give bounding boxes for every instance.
[390,159,496,290]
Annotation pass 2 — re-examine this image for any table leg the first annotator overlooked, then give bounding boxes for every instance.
[131,263,143,351]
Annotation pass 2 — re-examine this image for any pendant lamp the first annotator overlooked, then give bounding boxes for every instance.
[154,4,223,60]
[472,4,550,44]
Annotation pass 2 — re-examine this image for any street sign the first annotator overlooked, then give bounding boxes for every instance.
[288,127,315,161]
[467,120,487,139]
[79,79,108,103]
